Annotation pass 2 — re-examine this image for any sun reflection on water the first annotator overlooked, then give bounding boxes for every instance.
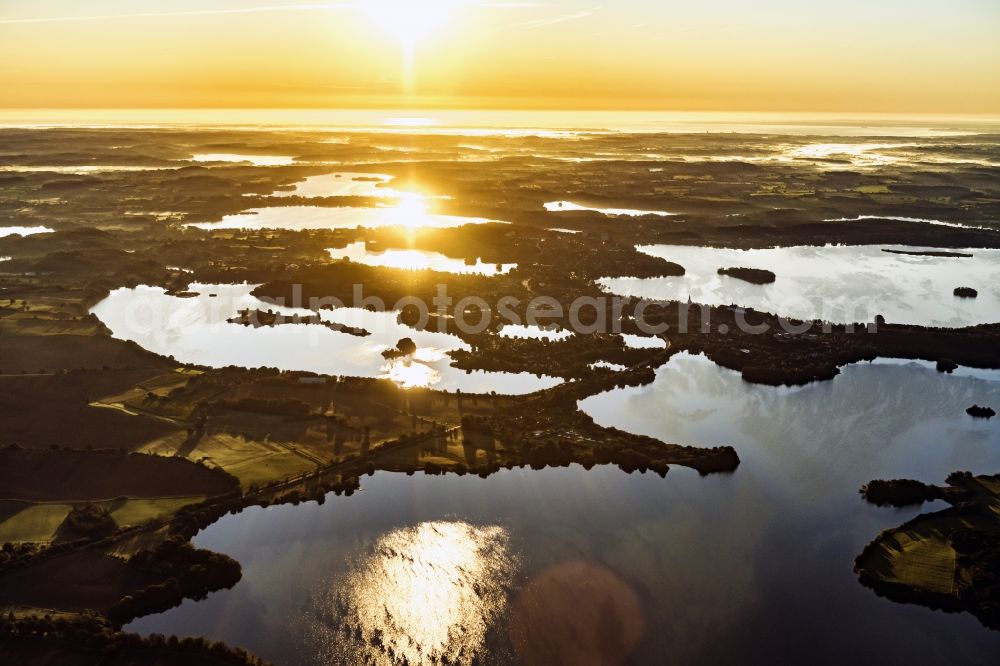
[307,521,517,665]
[381,356,441,389]
[380,348,448,389]
[385,191,435,227]
[328,241,516,275]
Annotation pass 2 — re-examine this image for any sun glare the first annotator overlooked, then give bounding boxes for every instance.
[361,0,458,92]
[332,521,515,663]
[382,357,440,388]
[387,191,433,227]
[362,0,458,50]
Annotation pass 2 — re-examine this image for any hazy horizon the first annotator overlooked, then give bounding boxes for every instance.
[3,109,1000,136]
[2,0,999,114]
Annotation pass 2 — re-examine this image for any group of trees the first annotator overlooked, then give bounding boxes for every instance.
[108,538,242,625]
[268,475,361,506]
[449,330,655,380]
[65,503,118,538]
[462,410,672,475]
[0,541,40,568]
[0,611,269,665]
[861,479,939,507]
[381,336,417,360]
[705,340,858,386]
[717,266,776,285]
[952,526,1000,626]
[0,533,97,574]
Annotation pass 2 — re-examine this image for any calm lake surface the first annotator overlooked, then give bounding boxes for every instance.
[497,324,573,341]
[128,354,1000,665]
[89,283,560,395]
[191,153,296,166]
[544,201,675,217]
[599,244,1000,327]
[0,225,54,238]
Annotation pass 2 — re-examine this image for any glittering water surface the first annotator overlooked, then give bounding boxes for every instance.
[305,521,516,665]
[128,356,1000,665]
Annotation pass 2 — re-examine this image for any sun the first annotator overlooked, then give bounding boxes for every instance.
[362,0,459,51]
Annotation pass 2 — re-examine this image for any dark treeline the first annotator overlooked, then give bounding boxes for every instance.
[107,537,242,626]
[0,611,269,665]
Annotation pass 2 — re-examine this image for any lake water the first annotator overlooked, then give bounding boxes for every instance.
[621,333,667,349]
[784,142,916,167]
[825,215,997,232]
[273,172,404,199]
[89,283,560,395]
[187,205,499,232]
[327,242,516,276]
[127,354,1000,664]
[589,360,627,371]
[0,225,55,238]
[598,244,1000,327]
[497,324,573,341]
[191,153,296,166]
[0,165,177,174]
[544,201,675,217]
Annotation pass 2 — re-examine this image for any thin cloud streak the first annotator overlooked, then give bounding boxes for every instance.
[0,4,355,25]
[0,2,539,26]
[515,5,601,30]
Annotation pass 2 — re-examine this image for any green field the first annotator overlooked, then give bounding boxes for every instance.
[0,503,72,544]
[105,496,205,527]
[0,496,207,544]
[878,526,957,595]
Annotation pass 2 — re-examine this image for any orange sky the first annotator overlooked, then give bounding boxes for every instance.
[1,1,999,112]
